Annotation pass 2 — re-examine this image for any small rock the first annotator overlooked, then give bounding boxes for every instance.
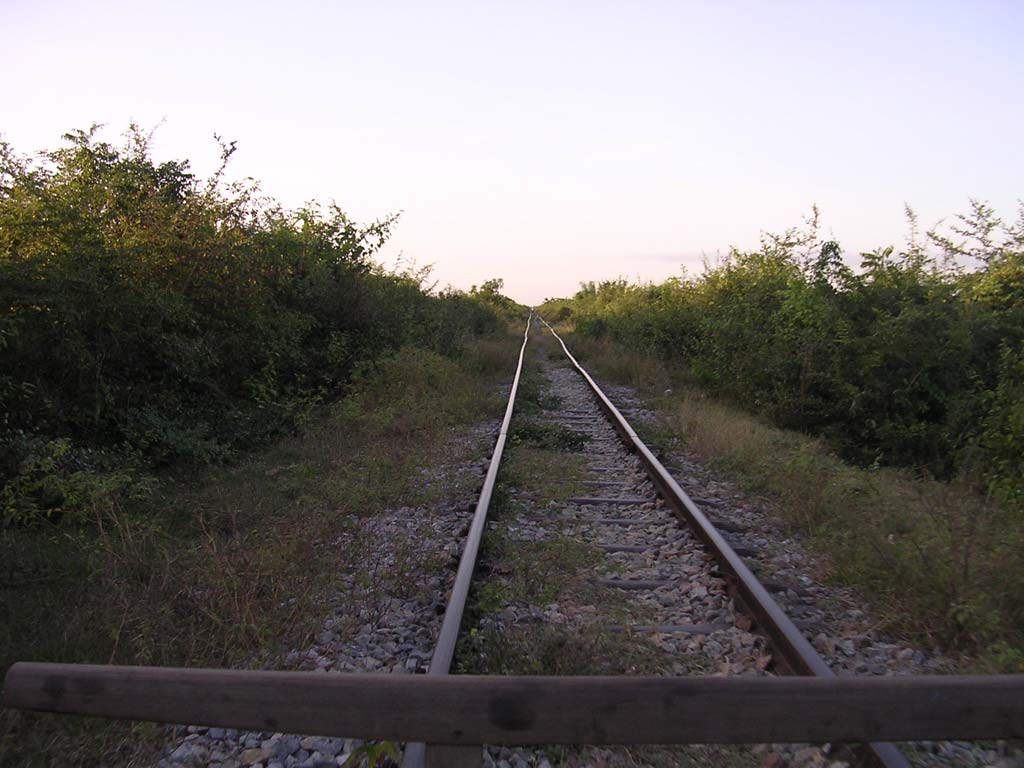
[313,738,345,757]
[241,748,273,766]
[169,742,210,765]
[793,746,822,765]
[273,735,302,758]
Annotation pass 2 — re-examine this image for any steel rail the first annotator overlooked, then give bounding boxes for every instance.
[538,316,912,768]
[402,310,534,768]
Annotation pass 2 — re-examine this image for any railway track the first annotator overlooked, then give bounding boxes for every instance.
[404,313,910,768]
[5,312,1021,767]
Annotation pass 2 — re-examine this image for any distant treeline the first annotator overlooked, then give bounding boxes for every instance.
[543,206,1024,500]
[0,126,518,525]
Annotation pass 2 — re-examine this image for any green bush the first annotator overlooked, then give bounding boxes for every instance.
[0,126,518,526]
[543,203,1024,498]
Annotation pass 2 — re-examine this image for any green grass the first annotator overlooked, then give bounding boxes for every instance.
[514,361,563,416]
[497,447,586,505]
[0,333,520,767]
[459,621,660,676]
[474,531,605,612]
[508,419,590,451]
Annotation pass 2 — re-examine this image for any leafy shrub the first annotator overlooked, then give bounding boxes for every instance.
[0,434,147,527]
[543,203,1024,497]
[0,126,518,526]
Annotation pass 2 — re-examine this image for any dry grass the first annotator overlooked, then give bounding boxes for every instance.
[559,333,1024,670]
[0,332,521,767]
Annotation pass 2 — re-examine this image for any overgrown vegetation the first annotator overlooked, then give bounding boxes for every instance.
[542,203,1024,501]
[497,446,586,506]
[0,337,520,765]
[508,419,590,451]
[0,126,516,528]
[0,125,526,765]
[540,205,1024,663]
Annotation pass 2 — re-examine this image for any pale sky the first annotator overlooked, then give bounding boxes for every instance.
[4,1,1022,304]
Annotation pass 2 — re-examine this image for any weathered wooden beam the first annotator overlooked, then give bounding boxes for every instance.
[4,663,1022,744]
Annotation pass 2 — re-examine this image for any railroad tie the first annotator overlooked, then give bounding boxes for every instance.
[590,517,656,526]
[598,544,648,553]
[707,517,747,533]
[570,496,657,505]
[607,623,726,635]
[593,578,673,590]
[689,496,725,508]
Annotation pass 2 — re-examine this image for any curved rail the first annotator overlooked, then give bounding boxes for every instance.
[403,310,534,768]
[537,316,910,768]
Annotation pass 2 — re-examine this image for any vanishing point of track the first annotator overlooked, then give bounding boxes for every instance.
[402,313,910,768]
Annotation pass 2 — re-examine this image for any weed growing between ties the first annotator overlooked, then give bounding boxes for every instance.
[508,420,590,451]
[460,621,660,676]
[515,364,563,416]
[0,334,521,767]
[473,532,605,611]
[556,335,1024,670]
[499,447,586,505]
[457,342,763,768]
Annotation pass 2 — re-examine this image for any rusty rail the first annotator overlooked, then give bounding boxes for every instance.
[538,316,912,768]
[403,310,533,768]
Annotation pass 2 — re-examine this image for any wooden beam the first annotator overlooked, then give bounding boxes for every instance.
[4,664,1023,744]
